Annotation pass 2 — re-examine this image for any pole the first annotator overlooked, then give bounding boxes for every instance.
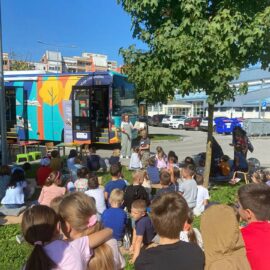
[0,0,7,164]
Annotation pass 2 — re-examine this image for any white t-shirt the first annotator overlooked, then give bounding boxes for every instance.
[194,185,210,216]
[180,228,204,250]
[129,153,142,169]
[44,236,92,270]
[1,181,27,205]
[85,188,106,214]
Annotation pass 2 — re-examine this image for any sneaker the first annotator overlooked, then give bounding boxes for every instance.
[16,234,25,244]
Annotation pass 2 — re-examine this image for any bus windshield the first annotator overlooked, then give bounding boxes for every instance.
[112,75,137,116]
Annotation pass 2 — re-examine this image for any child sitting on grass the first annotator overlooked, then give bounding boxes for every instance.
[135,193,204,270]
[85,173,106,215]
[154,171,176,199]
[238,184,270,270]
[1,167,27,209]
[124,170,149,213]
[129,147,142,170]
[179,164,197,209]
[180,210,203,249]
[130,199,156,264]
[147,156,160,184]
[38,171,66,206]
[101,189,127,246]
[104,163,127,203]
[193,174,209,216]
[74,167,89,192]
[155,146,167,170]
[21,204,112,270]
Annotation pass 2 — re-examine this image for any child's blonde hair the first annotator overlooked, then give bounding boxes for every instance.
[131,199,147,213]
[109,188,124,206]
[59,192,114,270]
[156,146,165,158]
[45,171,61,187]
[132,170,144,184]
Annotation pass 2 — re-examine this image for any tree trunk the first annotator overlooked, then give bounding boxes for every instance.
[203,103,214,188]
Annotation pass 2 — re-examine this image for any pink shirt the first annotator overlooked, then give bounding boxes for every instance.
[44,236,92,270]
[38,185,65,206]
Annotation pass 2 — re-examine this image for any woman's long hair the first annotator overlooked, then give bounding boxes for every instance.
[22,205,58,270]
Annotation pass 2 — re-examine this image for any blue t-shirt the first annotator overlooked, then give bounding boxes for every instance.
[101,207,127,240]
[135,215,156,245]
[155,185,176,199]
[104,179,127,198]
[147,166,160,184]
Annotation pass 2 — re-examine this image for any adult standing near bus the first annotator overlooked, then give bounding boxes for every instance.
[121,114,133,159]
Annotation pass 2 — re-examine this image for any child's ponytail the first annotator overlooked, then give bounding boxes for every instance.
[22,205,58,270]
[186,210,198,245]
[25,244,56,270]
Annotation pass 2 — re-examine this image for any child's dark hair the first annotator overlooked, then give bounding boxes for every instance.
[195,174,204,185]
[238,183,270,221]
[184,156,195,165]
[220,155,230,162]
[186,210,197,245]
[110,163,122,177]
[148,156,156,167]
[151,192,188,238]
[77,167,89,178]
[22,205,58,270]
[88,174,99,189]
[9,168,25,187]
[183,164,196,177]
[133,146,140,153]
[160,171,171,186]
[89,146,96,153]
[51,150,60,158]
[0,165,11,176]
[68,149,77,159]
[168,151,178,163]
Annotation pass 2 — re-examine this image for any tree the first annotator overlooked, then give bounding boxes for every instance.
[118,0,270,187]
[9,51,34,71]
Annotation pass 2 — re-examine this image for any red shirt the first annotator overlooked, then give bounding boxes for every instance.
[36,166,52,186]
[241,221,270,270]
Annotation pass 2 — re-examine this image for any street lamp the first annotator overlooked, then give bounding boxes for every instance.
[37,40,77,73]
[0,0,7,164]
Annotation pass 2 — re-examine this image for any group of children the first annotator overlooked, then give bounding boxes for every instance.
[1,140,270,270]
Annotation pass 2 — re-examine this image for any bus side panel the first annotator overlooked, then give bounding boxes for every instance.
[25,81,39,140]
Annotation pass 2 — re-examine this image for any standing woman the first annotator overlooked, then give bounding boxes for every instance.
[120,114,133,159]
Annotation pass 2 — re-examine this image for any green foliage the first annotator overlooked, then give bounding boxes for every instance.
[118,0,270,105]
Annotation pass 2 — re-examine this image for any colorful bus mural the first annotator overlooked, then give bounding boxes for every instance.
[4,71,138,144]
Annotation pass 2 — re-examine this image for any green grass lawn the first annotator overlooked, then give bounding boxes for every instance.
[149,134,182,141]
[0,164,242,270]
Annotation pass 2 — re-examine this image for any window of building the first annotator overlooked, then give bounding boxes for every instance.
[219,107,228,112]
[244,107,254,112]
[193,102,204,116]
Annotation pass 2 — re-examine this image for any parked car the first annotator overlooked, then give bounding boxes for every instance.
[171,117,187,129]
[151,114,166,126]
[169,115,187,128]
[184,117,202,130]
[162,115,186,127]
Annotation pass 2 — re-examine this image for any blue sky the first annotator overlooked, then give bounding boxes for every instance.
[2,0,146,65]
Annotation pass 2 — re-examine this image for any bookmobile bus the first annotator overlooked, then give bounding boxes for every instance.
[4,70,138,145]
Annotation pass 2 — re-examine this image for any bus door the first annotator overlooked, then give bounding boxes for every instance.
[92,85,109,143]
